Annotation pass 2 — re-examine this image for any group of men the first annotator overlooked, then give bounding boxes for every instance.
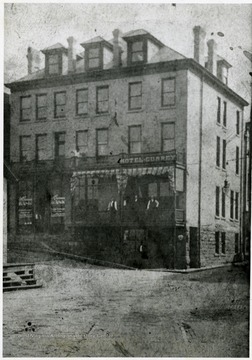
[107,195,159,221]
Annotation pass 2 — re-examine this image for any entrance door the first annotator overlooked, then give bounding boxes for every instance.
[189,227,200,268]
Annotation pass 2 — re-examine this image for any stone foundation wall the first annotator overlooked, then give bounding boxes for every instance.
[200,228,238,267]
[7,226,185,269]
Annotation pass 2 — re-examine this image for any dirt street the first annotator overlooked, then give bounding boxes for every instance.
[3,260,249,357]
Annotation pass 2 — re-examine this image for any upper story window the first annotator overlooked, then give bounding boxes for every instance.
[48,54,59,74]
[221,189,226,218]
[230,189,234,219]
[20,96,31,122]
[223,101,227,127]
[235,192,239,220]
[76,130,88,155]
[96,86,109,114]
[129,82,142,110]
[36,94,47,120]
[131,41,144,63]
[42,44,67,76]
[20,135,31,162]
[222,139,226,170]
[236,111,240,135]
[54,91,66,118]
[216,136,220,167]
[162,123,175,152]
[88,47,100,69]
[96,129,108,157]
[129,125,141,154]
[36,134,47,161]
[215,185,220,217]
[217,97,221,124]
[161,78,175,107]
[76,89,88,116]
[123,31,164,66]
[55,132,65,159]
[236,146,239,175]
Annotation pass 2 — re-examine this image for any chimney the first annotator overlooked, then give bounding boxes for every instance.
[27,47,41,74]
[67,36,77,73]
[193,26,206,66]
[207,39,217,75]
[112,29,122,68]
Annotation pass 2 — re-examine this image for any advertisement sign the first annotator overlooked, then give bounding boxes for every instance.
[51,195,65,218]
[18,196,33,225]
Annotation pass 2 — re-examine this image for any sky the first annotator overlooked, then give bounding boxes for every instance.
[3,2,252,106]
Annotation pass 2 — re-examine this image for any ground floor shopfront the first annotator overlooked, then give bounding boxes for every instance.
[8,156,188,268]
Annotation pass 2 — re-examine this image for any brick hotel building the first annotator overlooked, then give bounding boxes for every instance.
[6,26,248,268]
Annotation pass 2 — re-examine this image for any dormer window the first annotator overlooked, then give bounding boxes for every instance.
[48,54,59,74]
[88,47,100,69]
[131,41,144,62]
[217,57,232,85]
[81,36,113,71]
[41,43,68,77]
[122,29,164,67]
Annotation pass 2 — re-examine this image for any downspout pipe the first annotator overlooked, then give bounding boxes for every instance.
[198,75,204,268]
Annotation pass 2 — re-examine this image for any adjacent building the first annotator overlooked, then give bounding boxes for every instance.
[5,26,248,268]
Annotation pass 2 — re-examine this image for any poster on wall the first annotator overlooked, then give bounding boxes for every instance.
[18,196,33,225]
[51,194,65,217]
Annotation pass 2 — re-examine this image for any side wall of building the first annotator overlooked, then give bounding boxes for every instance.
[187,70,243,267]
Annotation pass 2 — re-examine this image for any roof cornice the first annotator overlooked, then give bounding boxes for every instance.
[5,58,248,107]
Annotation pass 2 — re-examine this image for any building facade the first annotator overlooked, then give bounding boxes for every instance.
[6,26,248,268]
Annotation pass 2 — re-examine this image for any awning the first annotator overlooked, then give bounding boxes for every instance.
[71,166,175,194]
[72,166,174,178]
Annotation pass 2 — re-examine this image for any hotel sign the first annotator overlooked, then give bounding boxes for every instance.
[119,153,176,165]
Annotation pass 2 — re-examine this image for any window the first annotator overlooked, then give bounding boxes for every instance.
[129,125,141,154]
[216,136,220,167]
[236,146,239,175]
[76,89,88,115]
[20,96,31,121]
[221,232,226,254]
[222,139,226,169]
[223,101,227,127]
[129,82,142,110]
[235,192,239,220]
[131,41,144,63]
[20,136,31,162]
[162,78,175,107]
[148,183,158,197]
[36,94,47,120]
[36,134,47,161]
[97,129,108,156]
[88,47,100,69]
[55,132,65,159]
[76,130,88,155]
[236,111,240,135]
[230,190,234,219]
[54,92,66,118]
[235,234,239,254]
[162,123,175,152]
[215,232,220,254]
[48,54,59,74]
[216,186,220,217]
[217,97,221,124]
[96,86,109,114]
[221,189,225,218]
